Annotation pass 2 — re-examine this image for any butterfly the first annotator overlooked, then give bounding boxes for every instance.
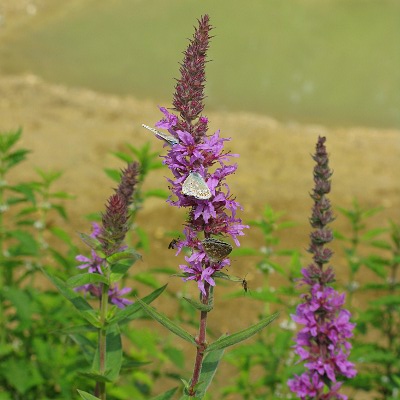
[182,172,212,200]
[202,237,233,262]
[142,124,179,146]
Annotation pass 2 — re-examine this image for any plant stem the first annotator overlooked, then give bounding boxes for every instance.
[0,164,4,346]
[95,281,109,400]
[188,282,210,396]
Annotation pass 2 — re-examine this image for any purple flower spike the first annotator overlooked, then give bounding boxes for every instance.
[154,15,248,295]
[75,163,140,308]
[288,137,356,399]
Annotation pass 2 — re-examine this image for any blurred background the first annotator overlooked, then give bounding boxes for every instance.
[1,0,400,128]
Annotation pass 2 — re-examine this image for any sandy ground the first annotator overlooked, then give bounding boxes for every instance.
[1,1,399,398]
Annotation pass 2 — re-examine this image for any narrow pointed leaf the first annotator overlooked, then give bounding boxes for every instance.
[135,298,196,346]
[79,232,104,253]
[92,324,122,382]
[205,312,279,352]
[110,262,131,283]
[107,249,142,264]
[77,390,101,400]
[150,387,178,400]
[195,344,226,398]
[41,268,100,327]
[79,371,112,383]
[67,273,109,288]
[107,284,167,326]
[213,271,242,282]
[183,297,213,312]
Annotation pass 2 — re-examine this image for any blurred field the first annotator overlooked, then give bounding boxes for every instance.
[0,2,399,398]
[1,0,400,128]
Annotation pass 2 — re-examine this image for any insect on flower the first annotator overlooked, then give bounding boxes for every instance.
[142,124,179,146]
[182,172,212,200]
[202,237,233,262]
[168,238,179,249]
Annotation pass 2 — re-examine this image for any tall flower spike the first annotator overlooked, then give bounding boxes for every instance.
[172,14,211,141]
[99,162,139,256]
[153,15,248,296]
[75,163,139,308]
[288,137,356,400]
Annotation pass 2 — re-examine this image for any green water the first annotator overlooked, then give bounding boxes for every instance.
[1,0,400,128]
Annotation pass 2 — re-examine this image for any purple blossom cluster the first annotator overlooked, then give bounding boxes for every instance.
[288,137,356,399]
[156,107,247,295]
[75,162,140,308]
[153,15,247,295]
[75,223,133,309]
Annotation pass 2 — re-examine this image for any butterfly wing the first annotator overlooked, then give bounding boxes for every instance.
[182,172,212,200]
[202,238,233,261]
[142,124,179,146]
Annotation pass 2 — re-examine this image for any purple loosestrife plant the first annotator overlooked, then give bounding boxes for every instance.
[288,137,356,400]
[155,16,247,296]
[139,15,278,399]
[73,162,141,400]
[157,16,247,395]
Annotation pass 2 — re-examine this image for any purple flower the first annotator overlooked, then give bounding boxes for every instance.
[288,137,356,399]
[75,226,133,308]
[151,15,248,296]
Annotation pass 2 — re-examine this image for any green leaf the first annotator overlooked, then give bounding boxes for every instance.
[107,284,167,325]
[77,390,101,400]
[104,168,123,182]
[110,262,131,283]
[67,273,109,288]
[52,204,68,220]
[360,227,388,240]
[41,268,100,327]
[150,387,178,400]
[183,297,213,312]
[1,358,43,394]
[134,272,162,289]
[143,189,170,199]
[135,297,196,346]
[135,226,150,252]
[79,232,104,252]
[107,249,141,264]
[213,271,242,282]
[35,168,63,184]
[0,128,22,152]
[79,372,112,383]
[4,148,30,169]
[110,151,133,163]
[206,312,279,352]
[1,287,36,329]
[195,345,226,398]
[9,183,36,204]
[92,324,122,382]
[8,230,39,256]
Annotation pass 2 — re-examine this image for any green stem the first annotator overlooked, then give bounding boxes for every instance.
[0,168,4,346]
[95,282,109,400]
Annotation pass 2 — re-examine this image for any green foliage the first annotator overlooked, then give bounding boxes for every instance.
[0,129,85,398]
[335,203,400,399]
